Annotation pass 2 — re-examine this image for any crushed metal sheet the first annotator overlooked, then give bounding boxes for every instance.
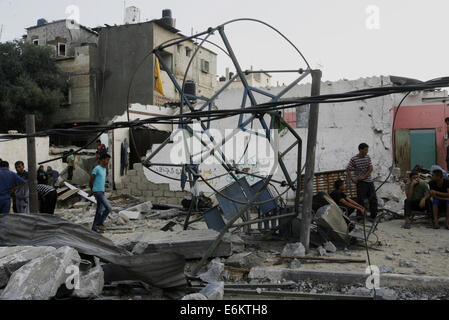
[0,213,186,289]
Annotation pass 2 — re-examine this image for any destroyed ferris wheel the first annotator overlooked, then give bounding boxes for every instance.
[126,19,321,247]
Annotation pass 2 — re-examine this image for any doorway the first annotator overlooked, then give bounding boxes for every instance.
[410,129,436,170]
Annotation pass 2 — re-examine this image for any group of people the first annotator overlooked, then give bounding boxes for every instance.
[0,148,113,235]
[403,169,449,230]
[0,159,57,215]
[37,165,59,186]
[329,142,449,230]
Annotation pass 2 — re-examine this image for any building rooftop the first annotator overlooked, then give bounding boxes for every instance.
[26,19,99,36]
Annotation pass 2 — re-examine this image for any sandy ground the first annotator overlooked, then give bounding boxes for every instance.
[255,217,449,277]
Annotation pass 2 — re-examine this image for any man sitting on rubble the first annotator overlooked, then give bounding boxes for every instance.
[428,169,449,229]
[330,179,366,217]
[403,171,431,229]
[347,143,378,220]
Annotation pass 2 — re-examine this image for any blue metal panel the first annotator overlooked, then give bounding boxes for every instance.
[410,129,436,170]
[203,206,226,232]
[251,179,278,229]
[216,178,252,221]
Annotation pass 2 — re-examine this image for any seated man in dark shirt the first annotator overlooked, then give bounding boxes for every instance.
[428,169,449,229]
[330,179,366,217]
[403,171,431,229]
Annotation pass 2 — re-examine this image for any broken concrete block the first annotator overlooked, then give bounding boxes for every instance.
[158,209,180,219]
[1,246,81,300]
[199,258,224,283]
[72,257,104,298]
[385,255,394,260]
[317,246,327,256]
[375,287,398,300]
[200,281,224,300]
[126,201,153,213]
[128,229,243,259]
[182,293,208,300]
[0,246,57,287]
[324,241,337,253]
[414,268,426,275]
[347,286,371,296]
[119,210,142,221]
[73,202,90,209]
[384,200,404,213]
[376,183,403,202]
[379,265,394,274]
[399,259,414,268]
[281,242,306,257]
[116,217,126,226]
[225,252,265,269]
[290,259,302,269]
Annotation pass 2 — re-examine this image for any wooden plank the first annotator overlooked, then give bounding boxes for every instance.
[64,182,96,204]
[57,188,80,201]
[57,186,69,195]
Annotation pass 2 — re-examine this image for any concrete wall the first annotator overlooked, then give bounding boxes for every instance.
[110,104,173,187]
[26,20,98,57]
[97,23,155,123]
[53,45,97,124]
[26,21,100,128]
[0,136,64,174]
[153,23,218,102]
[115,163,190,205]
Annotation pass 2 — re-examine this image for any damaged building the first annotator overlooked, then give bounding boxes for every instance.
[24,9,218,148]
[2,10,449,302]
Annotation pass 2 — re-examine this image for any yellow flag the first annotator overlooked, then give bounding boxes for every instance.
[154,57,165,96]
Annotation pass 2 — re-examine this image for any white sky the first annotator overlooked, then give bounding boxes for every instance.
[1,0,448,84]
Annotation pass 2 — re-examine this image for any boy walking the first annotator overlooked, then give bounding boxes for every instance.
[89,153,112,233]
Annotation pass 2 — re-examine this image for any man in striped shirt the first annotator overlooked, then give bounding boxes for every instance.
[346,143,378,219]
[37,184,57,215]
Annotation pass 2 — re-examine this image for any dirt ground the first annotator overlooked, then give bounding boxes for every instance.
[257,217,449,277]
[100,211,449,278]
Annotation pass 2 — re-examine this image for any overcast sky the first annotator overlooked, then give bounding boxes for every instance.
[1,0,448,84]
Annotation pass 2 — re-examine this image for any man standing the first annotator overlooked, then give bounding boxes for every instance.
[428,169,449,229]
[67,150,75,182]
[0,161,25,214]
[89,153,112,233]
[13,161,29,214]
[347,143,378,219]
[403,171,431,229]
[37,184,57,215]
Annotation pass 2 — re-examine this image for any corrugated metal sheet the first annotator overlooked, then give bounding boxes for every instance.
[0,213,186,289]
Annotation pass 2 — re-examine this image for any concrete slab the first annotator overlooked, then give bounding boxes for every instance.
[129,229,244,259]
